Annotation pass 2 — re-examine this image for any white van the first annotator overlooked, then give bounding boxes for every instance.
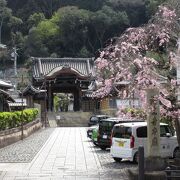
[110,122,179,163]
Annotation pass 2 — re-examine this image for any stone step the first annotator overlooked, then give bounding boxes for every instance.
[48,119,57,128]
[47,111,92,127]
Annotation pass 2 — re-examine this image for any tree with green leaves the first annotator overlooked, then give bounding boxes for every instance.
[25,5,130,58]
[145,0,167,18]
[106,0,147,25]
[27,13,45,30]
[4,0,168,62]
[0,0,11,43]
[25,12,59,57]
[90,5,129,49]
[55,6,90,57]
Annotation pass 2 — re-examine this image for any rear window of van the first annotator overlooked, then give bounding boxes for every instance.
[112,126,132,139]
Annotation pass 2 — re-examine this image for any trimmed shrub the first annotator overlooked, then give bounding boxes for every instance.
[0,108,39,131]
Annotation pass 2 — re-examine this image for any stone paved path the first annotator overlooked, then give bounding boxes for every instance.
[0,127,136,180]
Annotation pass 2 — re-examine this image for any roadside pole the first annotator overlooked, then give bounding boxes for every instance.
[21,75,24,140]
[11,47,18,91]
[138,146,144,180]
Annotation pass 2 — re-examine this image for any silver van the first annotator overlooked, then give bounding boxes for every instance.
[110,122,179,163]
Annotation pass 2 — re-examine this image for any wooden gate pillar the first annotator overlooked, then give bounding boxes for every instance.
[47,81,52,111]
[73,88,80,111]
[26,96,34,108]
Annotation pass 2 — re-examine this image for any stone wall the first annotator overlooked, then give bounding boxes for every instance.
[0,119,42,148]
[54,111,92,127]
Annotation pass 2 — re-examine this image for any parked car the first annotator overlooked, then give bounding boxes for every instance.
[97,117,143,150]
[87,125,98,139]
[88,115,109,126]
[110,122,179,163]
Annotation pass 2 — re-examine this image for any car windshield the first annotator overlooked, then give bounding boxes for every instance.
[112,126,132,139]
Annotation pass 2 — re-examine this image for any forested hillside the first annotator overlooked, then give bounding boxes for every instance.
[0,0,166,67]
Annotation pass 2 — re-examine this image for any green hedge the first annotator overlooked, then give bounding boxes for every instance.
[0,108,39,131]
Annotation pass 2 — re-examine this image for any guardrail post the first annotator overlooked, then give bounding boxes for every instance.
[138,146,144,180]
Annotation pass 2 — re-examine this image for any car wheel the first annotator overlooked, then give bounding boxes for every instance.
[173,147,180,158]
[93,141,98,146]
[113,157,122,162]
[133,152,139,164]
[100,146,107,150]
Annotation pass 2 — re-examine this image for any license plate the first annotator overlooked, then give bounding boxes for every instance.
[89,132,92,135]
[118,141,124,147]
[103,135,107,139]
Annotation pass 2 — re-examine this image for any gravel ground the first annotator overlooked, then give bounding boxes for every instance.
[0,128,54,163]
[90,142,137,179]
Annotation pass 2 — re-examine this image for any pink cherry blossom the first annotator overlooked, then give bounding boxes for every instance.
[93,5,179,121]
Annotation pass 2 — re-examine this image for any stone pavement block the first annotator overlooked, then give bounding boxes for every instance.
[62,171,76,176]
[42,163,54,169]
[63,165,76,170]
[15,177,51,180]
[41,168,53,171]
[4,171,28,177]
[75,167,87,171]
[0,171,7,179]
[76,178,100,180]
[27,169,41,174]
[51,171,65,176]
[39,170,52,175]
[2,177,15,180]
[50,178,66,180]
[27,173,52,177]
[87,174,101,178]
[62,176,76,180]
[28,171,51,176]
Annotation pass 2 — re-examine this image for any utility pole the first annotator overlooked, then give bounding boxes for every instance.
[11,47,18,91]
[21,74,24,140]
[44,78,47,127]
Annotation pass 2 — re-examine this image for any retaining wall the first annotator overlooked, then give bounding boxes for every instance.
[0,119,42,148]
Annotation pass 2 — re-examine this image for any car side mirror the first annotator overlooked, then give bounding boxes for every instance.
[166,133,171,137]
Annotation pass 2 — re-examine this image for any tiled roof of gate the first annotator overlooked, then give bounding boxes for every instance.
[0,89,15,102]
[32,57,94,79]
[0,79,13,89]
[20,85,46,96]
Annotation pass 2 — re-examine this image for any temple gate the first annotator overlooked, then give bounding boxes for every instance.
[32,57,95,112]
